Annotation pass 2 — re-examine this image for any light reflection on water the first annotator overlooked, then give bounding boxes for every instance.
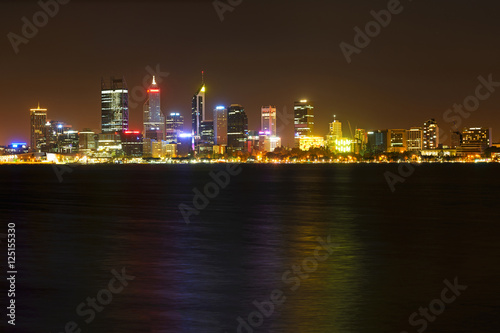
[1,164,499,332]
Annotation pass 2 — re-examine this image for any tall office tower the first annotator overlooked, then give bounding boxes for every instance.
[200,120,214,147]
[45,120,70,153]
[329,117,342,140]
[143,76,166,141]
[407,127,423,151]
[101,76,129,134]
[227,104,248,150]
[354,128,368,154]
[213,106,228,146]
[367,130,388,153]
[30,104,47,152]
[450,131,462,148]
[79,129,97,154]
[294,100,315,138]
[423,119,439,149]
[192,72,206,139]
[166,112,184,143]
[460,127,492,155]
[325,117,343,150]
[261,106,277,136]
[387,129,407,153]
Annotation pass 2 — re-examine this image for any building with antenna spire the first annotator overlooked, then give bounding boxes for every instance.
[143,75,166,141]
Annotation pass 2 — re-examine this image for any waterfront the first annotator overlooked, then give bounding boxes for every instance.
[1,164,499,332]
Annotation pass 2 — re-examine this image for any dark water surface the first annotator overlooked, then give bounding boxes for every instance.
[1,164,499,333]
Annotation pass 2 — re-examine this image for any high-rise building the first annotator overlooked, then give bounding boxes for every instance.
[121,131,144,157]
[45,120,70,153]
[407,127,423,151]
[192,72,206,139]
[58,130,79,154]
[166,112,184,143]
[30,104,47,152]
[450,131,462,149]
[294,100,314,138]
[387,129,407,153]
[227,104,248,151]
[101,77,129,134]
[79,129,97,154]
[367,130,388,153]
[325,117,343,151]
[459,127,492,155]
[261,106,277,136]
[354,128,368,154]
[143,76,166,141]
[200,120,214,147]
[214,106,228,146]
[423,119,439,149]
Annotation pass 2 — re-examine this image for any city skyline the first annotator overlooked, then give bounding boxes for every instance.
[2,1,500,146]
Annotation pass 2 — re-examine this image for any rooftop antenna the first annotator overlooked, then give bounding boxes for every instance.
[201,71,205,85]
[152,75,156,85]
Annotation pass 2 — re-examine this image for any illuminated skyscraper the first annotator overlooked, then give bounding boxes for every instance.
[214,106,228,146]
[387,129,407,153]
[407,127,423,151]
[227,104,248,150]
[261,106,277,136]
[459,127,492,155]
[294,100,314,138]
[143,76,166,141]
[166,112,184,143]
[30,104,47,152]
[101,76,129,134]
[367,130,388,153]
[192,72,206,139]
[200,120,214,148]
[325,117,343,151]
[423,119,439,149]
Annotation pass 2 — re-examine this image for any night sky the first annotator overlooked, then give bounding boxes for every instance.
[1,0,500,146]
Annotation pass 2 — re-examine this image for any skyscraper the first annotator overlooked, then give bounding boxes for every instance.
[30,104,47,152]
[261,106,277,136]
[459,127,492,155]
[101,76,129,134]
[192,72,206,139]
[166,112,184,143]
[200,120,214,148]
[143,76,166,141]
[214,106,228,146]
[294,100,314,138]
[423,119,439,149]
[407,127,423,151]
[325,117,342,151]
[387,129,407,153]
[227,104,248,151]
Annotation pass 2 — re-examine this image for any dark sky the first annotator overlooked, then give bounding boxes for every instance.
[1,0,500,146]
